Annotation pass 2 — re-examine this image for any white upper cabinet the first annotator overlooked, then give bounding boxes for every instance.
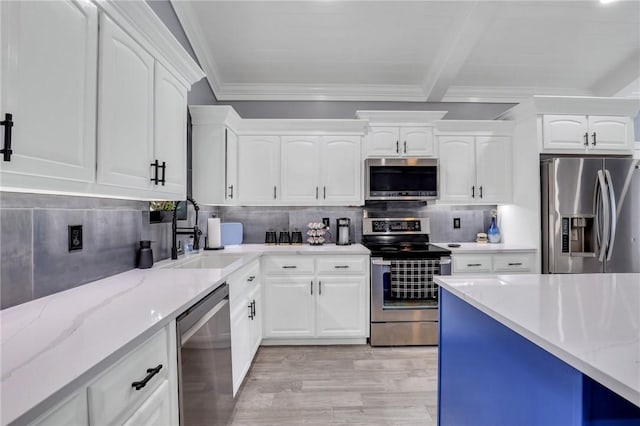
[542,114,631,154]
[320,136,361,204]
[237,135,281,204]
[439,136,476,203]
[366,126,435,157]
[226,128,239,203]
[438,135,512,204]
[153,63,188,196]
[0,0,98,190]
[97,14,155,191]
[281,136,321,203]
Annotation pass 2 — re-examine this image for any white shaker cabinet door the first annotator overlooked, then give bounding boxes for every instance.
[315,276,367,338]
[587,116,631,152]
[248,283,263,357]
[97,14,155,190]
[281,136,320,203]
[401,127,435,157]
[475,136,511,203]
[226,128,239,203]
[30,391,88,426]
[0,0,97,187]
[230,298,252,396]
[438,136,476,203]
[263,277,315,338]
[237,136,280,203]
[153,63,187,197]
[320,136,361,204]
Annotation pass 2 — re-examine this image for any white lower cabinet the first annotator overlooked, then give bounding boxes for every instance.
[228,259,262,396]
[452,252,535,275]
[262,255,369,342]
[28,323,178,426]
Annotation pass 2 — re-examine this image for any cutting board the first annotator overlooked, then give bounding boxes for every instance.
[220,222,243,245]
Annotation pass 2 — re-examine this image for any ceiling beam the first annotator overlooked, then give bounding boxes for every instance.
[422,1,498,102]
[591,49,640,97]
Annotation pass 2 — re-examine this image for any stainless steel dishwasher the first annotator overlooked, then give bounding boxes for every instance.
[177,283,233,425]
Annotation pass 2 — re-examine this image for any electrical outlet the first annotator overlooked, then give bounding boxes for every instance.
[68,225,83,251]
[453,218,461,229]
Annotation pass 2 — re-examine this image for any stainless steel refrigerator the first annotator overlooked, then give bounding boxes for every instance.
[541,157,640,273]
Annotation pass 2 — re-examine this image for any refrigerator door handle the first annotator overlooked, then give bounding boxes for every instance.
[604,169,617,261]
[596,170,610,262]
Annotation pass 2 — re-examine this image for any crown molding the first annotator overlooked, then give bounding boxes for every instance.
[189,105,242,129]
[442,85,593,103]
[213,83,428,102]
[97,0,204,87]
[355,110,448,124]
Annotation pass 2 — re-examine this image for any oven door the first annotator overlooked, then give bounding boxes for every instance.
[371,257,444,322]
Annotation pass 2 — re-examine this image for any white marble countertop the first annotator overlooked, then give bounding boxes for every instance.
[432,242,536,254]
[0,243,369,425]
[435,273,640,406]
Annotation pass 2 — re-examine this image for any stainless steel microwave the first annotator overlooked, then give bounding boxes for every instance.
[365,158,438,201]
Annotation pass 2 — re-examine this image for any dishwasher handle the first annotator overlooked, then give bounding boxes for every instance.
[177,283,229,341]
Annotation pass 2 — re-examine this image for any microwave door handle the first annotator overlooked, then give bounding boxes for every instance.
[604,169,617,261]
[596,170,609,262]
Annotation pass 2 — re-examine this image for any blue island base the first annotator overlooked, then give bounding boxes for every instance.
[438,289,640,426]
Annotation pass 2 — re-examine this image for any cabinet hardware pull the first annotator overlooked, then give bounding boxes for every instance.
[396,140,399,154]
[584,132,589,147]
[247,275,255,282]
[479,186,483,198]
[248,303,253,319]
[310,280,313,295]
[471,186,475,198]
[592,132,597,146]
[508,262,523,266]
[316,186,319,199]
[228,185,234,199]
[282,265,297,269]
[467,263,482,267]
[404,141,407,154]
[319,280,322,295]
[323,186,326,199]
[251,300,256,318]
[131,364,163,390]
[334,265,349,269]
[159,161,166,186]
[274,186,277,199]
[1,113,14,162]
[150,160,159,184]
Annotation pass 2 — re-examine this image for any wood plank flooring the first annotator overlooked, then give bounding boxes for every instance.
[229,345,438,425]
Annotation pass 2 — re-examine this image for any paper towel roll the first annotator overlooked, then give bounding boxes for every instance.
[207,218,221,248]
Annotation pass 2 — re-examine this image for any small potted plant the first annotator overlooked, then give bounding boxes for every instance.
[149,201,176,223]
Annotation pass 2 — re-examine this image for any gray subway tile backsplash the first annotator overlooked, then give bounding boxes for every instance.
[0,191,494,309]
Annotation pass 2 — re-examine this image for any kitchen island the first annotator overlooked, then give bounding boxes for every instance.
[435,273,640,425]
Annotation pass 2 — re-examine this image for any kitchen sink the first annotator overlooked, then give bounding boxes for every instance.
[172,254,244,269]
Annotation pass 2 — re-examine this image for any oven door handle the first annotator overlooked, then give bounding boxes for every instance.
[371,258,392,266]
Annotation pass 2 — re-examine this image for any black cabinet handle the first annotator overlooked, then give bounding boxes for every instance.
[404,141,407,154]
[319,280,322,295]
[592,132,597,146]
[251,300,256,318]
[471,186,475,198]
[282,265,297,269]
[159,161,166,186]
[310,280,313,295]
[334,265,349,269]
[479,186,483,198]
[274,186,277,199]
[396,140,399,154]
[150,160,159,184]
[316,186,319,199]
[1,113,14,162]
[508,262,523,266]
[131,364,162,390]
[228,185,234,199]
[247,275,255,282]
[584,132,589,147]
[467,263,482,267]
[323,186,326,199]
[248,303,253,319]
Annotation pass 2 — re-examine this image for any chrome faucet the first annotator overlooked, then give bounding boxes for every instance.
[171,196,202,259]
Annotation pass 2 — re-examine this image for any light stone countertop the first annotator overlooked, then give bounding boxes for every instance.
[435,273,640,407]
[432,242,536,253]
[0,244,370,425]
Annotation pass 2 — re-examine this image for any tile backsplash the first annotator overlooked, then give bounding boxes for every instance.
[1,192,493,309]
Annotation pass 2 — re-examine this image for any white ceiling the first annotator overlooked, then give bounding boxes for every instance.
[172,0,640,102]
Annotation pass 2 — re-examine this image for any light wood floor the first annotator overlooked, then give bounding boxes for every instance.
[229,345,438,425]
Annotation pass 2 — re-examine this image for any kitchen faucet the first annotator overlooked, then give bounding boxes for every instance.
[171,196,202,259]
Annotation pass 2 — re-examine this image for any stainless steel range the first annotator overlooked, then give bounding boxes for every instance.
[363,217,451,346]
